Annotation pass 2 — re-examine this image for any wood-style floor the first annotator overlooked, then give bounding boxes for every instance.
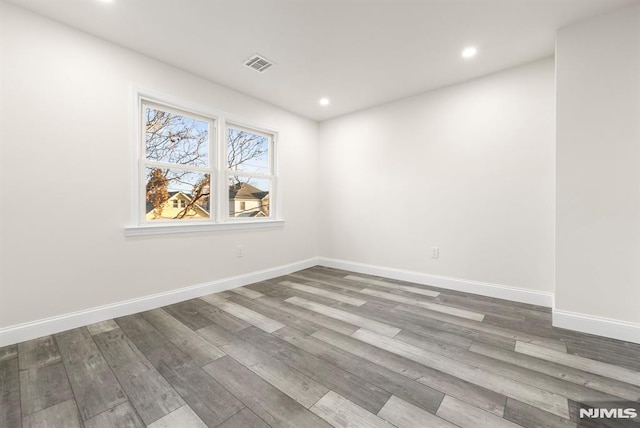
[1,266,640,428]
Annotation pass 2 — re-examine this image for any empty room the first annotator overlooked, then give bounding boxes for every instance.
[1,0,640,427]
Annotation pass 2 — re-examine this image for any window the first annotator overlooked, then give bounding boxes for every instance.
[128,93,280,235]
[142,101,212,222]
[227,126,273,218]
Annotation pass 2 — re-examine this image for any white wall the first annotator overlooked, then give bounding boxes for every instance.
[556,4,640,326]
[319,58,556,295]
[0,3,319,328]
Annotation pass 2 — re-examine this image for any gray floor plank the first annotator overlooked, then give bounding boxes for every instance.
[163,299,216,330]
[337,300,475,349]
[344,275,441,298]
[199,322,329,408]
[280,281,367,306]
[203,356,331,428]
[564,337,640,372]
[289,271,374,293]
[85,320,119,336]
[433,290,551,321]
[238,326,391,414]
[377,395,457,428]
[273,326,446,415]
[1,358,21,428]
[360,288,486,321]
[22,399,82,428]
[250,280,347,307]
[395,329,617,405]
[515,341,640,387]
[441,296,529,323]
[200,294,286,333]
[360,301,517,350]
[116,314,245,427]
[288,272,370,293]
[251,295,360,335]
[83,401,144,428]
[141,308,225,365]
[18,337,60,370]
[310,391,393,428]
[309,328,503,416]
[218,408,270,428]
[286,274,408,308]
[286,296,401,337]
[396,304,566,351]
[214,290,235,299]
[19,362,74,417]
[503,398,577,428]
[436,395,521,428]
[230,287,265,299]
[93,328,184,425]
[147,405,208,428]
[55,327,128,421]
[352,328,570,419]
[470,342,640,402]
[312,328,435,380]
[226,294,322,335]
[415,367,508,417]
[170,298,250,332]
[0,345,17,362]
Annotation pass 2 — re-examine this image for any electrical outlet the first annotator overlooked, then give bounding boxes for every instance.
[236,245,244,258]
[431,247,439,258]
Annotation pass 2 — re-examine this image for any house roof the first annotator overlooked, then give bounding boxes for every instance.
[236,210,267,218]
[145,191,209,215]
[229,182,269,200]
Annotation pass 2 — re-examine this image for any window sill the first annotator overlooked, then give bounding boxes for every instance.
[124,220,285,237]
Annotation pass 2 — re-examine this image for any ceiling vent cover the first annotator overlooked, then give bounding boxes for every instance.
[244,54,274,72]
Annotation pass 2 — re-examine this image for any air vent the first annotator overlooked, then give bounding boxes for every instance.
[244,54,274,72]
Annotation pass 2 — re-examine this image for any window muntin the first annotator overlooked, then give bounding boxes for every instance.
[137,97,277,228]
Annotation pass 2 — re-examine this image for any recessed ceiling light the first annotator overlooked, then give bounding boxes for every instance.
[319,98,330,106]
[461,46,478,59]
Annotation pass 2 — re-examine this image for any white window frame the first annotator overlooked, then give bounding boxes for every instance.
[125,89,283,236]
[225,123,276,221]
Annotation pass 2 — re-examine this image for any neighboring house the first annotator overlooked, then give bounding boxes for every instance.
[229,182,270,217]
[145,191,210,220]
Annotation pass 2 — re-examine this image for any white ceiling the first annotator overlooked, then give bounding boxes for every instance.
[6,0,637,121]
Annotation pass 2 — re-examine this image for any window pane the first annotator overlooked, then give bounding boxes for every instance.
[145,167,211,220]
[227,127,269,174]
[228,176,271,218]
[145,106,209,167]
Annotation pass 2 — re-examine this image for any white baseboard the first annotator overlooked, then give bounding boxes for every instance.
[0,257,319,347]
[553,309,640,345]
[6,255,637,346]
[317,257,554,307]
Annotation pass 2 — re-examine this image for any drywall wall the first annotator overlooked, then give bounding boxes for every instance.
[556,4,640,325]
[0,3,319,328]
[318,58,556,294]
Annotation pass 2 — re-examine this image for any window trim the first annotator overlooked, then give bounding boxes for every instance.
[125,87,283,236]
